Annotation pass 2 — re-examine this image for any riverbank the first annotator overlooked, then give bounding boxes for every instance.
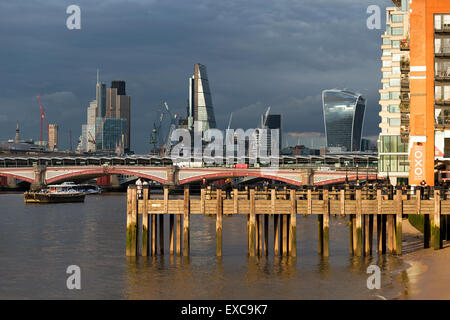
[397,220,450,299]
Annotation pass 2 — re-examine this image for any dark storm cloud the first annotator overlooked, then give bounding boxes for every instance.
[0,0,391,152]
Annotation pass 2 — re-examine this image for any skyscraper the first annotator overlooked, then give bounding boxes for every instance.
[48,124,58,151]
[188,63,216,132]
[96,69,106,118]
[322,89,366,152]
[106,80,131,152]
[261,114,282,152]
[378,0,410,185]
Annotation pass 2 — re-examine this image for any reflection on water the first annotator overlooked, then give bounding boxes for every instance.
[0,193,416,299]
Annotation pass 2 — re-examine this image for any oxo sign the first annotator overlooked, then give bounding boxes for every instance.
[411,144,425,184]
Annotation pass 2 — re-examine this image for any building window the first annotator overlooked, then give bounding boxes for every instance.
[383,49,392,56]
[381,93,389,100]
[390,92,400,100]
[392,27,403,35]
[383,60,392,67]
[389,118,401,127]
[390,78,400,87]
[388,105,400,113]
[391,14,403,23]
[392,67,401,75]
[392,40,400,48]
[383,38,391,45]
[383,72,392,78]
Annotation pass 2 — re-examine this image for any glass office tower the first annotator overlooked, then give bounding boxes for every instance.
[322,89,366,152]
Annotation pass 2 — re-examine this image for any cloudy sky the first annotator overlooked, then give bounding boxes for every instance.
[0,0,391,153]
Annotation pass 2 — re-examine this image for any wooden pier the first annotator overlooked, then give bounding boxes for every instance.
[126,185,450,257]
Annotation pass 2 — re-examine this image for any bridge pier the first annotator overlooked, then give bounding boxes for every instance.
[30,165,46,191]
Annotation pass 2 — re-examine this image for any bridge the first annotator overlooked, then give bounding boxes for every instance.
[0,155,380,189]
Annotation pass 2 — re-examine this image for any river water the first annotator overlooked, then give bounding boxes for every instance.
[0,193,418,299]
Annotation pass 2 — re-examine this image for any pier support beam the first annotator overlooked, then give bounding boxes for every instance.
[183,186,190,256]
[396,189,402,255]
[142,186,149,257]
[290,189,297,257]
[216,188,223,257]
[126,186,138,256]
[319,188,329,256]
[249,188,256,257]
[433,189,442,250]
[355,188,363,257]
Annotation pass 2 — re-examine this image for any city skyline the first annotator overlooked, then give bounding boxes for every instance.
[0,0,392,154]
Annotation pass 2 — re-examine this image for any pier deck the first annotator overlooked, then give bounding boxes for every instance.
[126,185,450,257]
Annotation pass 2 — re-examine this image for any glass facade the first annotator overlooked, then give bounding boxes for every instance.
[96,118,127,151]
[189,64,216,132]
[322,90,366,152]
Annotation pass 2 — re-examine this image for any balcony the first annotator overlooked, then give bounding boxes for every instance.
[435,25,450,34]
[401,78,409,91]
[435,98,450,106]
[400,102,410,112]
[435,107,450,128]
[435,46,450,58]
[400,59,410,73]
[401,93,410,102]
[435,70,450,81]
[400,38,409,51]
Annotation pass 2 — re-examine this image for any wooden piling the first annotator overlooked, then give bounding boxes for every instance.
[249,188,256,256]
[282,214,288,256]
[169,214,174,255]
[233,188,238,214]
[396,189,402,255]
[142,186,149,257]
[349,214,354,255]
[376,189,386,254]
[321,189,329,256]
[387,214,393,254]
[126,186,138,256]
[152,214,157,256]
[258,215,263,255]
[216,188,223,257]
[433,189,442,250]
[176,214,182,256]
[201,187,206,215]
[183,186,190,256]
[290,189,297,257]
[264,214,269,256]
[355,188,363,257]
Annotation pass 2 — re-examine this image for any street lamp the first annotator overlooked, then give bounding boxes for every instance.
[356,163,359,186]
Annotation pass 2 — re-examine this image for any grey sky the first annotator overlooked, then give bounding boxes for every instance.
[0,0,391,153]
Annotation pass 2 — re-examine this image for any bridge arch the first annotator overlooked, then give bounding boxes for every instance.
[45,168,167,185]
[0,172,34,183]
[178,170,303,186]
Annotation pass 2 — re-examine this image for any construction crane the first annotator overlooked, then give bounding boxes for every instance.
[37,94,45,143]
[163,101,178,155]
[262,106,271,128]
[227,112,233,130]
[150,110,164,155]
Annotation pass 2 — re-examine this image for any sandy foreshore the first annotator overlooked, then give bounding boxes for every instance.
[397,220,450,299]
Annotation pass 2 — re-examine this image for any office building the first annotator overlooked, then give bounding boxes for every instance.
[261,114,282,153]
[378,0,410,185]
[322,89,366,152]
[48,124,58,151]
[187,63,216,132]
[106,80,131,152]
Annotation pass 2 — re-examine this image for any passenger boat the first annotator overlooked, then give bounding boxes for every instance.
[47,182,102,195]
[24,190,86,203]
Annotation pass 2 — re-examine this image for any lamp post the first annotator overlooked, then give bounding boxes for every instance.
[356,163,359,186]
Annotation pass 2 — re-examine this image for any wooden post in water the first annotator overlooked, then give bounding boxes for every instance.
[201,187,206,215]
[126,186,138,256]
[282,214,288,256]
[176,214,182,256]
[290,189,297,257]
[216,188,223,257]
[249,188,256,256]
[142,186,149,257]
[233,188,238,214]
[160,186,168,255]
[152,213,157,256]
[355,188,363,257]
[376,189,386,254]
[272,189,279,256]
[433,189,442,250]
[396,189,403,255]
[258,215,263,256]
[183,186,190,256]
[321,188,329,256]
[169,214,174,255]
